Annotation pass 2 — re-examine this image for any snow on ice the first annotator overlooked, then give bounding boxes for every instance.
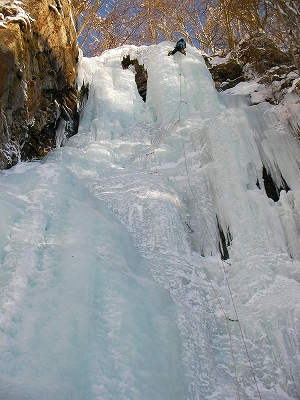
[0,41,300,399]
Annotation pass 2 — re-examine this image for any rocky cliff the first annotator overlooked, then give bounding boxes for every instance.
[205,35,300,137]
[206,35,300,105]
[0,0,78,169]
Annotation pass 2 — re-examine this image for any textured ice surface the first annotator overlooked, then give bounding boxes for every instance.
[0,42,300,399]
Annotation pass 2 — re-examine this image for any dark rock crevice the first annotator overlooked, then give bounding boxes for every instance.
[121,55,148,102]
[262,165,290,202]
[21,87,79,160]
[216,216,232,260]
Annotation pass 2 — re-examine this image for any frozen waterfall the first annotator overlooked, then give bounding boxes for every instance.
[0,41,300,399]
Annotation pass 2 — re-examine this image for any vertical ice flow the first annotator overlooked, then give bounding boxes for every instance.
[0,42,300,399]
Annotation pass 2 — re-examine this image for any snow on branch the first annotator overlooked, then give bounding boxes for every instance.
[0,2,34,30]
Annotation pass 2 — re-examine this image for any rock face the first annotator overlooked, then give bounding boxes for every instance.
[206,58,244,90]
[206,34,300,138]
[206,34,296,98]
[234,35,291,75]
[0,0,79,169]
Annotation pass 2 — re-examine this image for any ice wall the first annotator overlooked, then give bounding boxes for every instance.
[0,162,185,400]
[0,41,300,399]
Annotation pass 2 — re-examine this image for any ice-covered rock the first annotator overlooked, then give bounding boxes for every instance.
[0,0,79,169]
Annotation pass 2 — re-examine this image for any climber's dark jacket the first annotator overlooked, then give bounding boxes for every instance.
[168,39,186,56]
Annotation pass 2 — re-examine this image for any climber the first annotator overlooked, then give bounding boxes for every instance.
[168,38,186,56]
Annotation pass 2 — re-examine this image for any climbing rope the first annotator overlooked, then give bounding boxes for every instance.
[148,152,241,399]
[179,70,241,400]
[146,63,262,400]
[146,103,182,156]
[177,70,262,400]
[146,70,241,399]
